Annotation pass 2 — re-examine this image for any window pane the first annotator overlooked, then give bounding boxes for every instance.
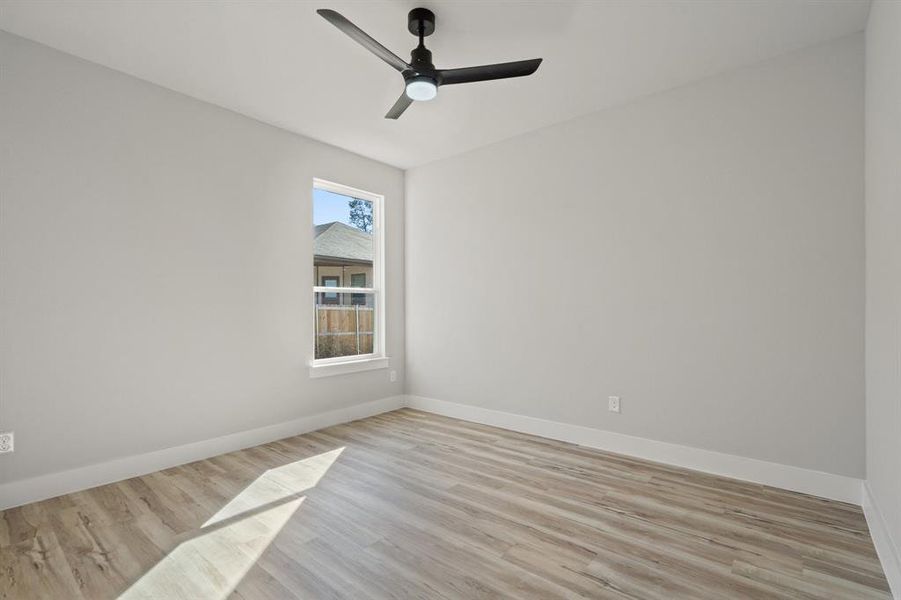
[314,292,376,359]
[313,188,373,293]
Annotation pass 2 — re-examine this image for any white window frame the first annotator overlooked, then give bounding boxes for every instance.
[309,178,388,378]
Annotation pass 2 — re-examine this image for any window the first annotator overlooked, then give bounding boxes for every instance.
[320,276,340,304]
[350,273,367,305]
[310,179,387,377]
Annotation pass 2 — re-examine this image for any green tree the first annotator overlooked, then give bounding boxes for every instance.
[348,199,373,233]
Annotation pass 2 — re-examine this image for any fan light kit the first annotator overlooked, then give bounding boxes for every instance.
[405,76,438,101]
[317,7,543,119]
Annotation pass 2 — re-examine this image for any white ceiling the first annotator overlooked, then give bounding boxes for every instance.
[0,1,870,169]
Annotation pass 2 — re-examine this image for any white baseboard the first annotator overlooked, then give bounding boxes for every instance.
[405,395,863,505]
[863,482,901,599]
[0,395,405,511]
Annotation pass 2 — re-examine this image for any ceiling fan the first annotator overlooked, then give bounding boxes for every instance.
[317,7,543,119]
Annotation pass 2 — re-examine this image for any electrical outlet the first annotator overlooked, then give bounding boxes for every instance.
[608,396,621,413]
[0,432,13,453]
[389,370,397,383]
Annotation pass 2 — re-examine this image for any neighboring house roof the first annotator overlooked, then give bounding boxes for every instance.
[314,221,372,264]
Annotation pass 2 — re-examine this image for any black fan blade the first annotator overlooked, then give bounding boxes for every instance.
[438,58,542,86]
[385,92,413,119]
[317,9,410,72]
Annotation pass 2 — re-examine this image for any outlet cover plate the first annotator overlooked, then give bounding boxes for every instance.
[0,432,13,453]
[608,396,621,413]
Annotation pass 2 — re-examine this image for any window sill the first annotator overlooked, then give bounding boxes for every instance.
[309,356,390,379]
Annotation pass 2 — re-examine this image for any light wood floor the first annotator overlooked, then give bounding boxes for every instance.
[0,409,891,599]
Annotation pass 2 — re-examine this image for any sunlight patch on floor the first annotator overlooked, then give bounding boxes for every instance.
[119,447,345,599]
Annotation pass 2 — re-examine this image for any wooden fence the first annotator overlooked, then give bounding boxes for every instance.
[315,305,374,358]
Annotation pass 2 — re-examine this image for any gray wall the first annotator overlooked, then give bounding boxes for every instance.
[865,0,901,571]
[0,31,405,484]
[406,35,865,477]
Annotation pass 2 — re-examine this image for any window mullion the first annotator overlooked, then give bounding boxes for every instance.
[313,286,376,294]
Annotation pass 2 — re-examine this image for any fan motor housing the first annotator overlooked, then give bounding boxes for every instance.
[408,8,435,37]
[409,45,435,72]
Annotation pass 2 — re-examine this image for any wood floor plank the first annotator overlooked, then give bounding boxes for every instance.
[0,408,891,599]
